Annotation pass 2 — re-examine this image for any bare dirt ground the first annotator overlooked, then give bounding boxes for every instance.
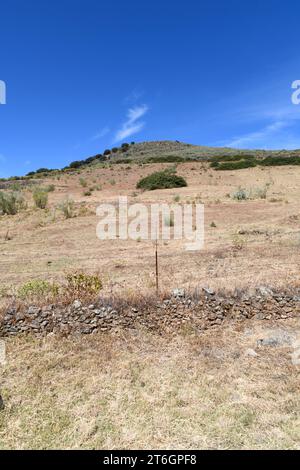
[1,162,300,296]
[1,318,299,449]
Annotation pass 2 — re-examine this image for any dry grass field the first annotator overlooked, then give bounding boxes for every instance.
[1,318,300,450]
[1,154,300,296]
[1,142,300,449]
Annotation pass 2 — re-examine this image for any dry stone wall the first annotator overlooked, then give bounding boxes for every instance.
[1,288,300,337]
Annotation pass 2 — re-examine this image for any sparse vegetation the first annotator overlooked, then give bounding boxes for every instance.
[65,272,102,299]
[58,197,75,219]
[0,191,26,215]
[79,177,87,188]
[232,187,249,201]
[17,279,59,300]
[33,188,48,209]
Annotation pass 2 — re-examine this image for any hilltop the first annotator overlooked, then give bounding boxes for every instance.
[3,140,300,182]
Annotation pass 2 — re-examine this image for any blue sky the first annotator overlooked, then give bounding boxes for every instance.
[1,0,300,177]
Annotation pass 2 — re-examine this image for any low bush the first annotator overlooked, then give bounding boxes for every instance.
[79,177,87,188]
[260,156,300,166]
[18,279,59,300]
[58,197,75,219]
[0,191,27,215]
[33,188,48,209]
[213,160,257,171]
[137,169,187,191]
[65,272,102,299]
[232,187,249,200]
[145,155,186,163]
[45,184,55,192]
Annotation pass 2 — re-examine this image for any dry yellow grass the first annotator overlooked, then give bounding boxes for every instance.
[0,318,299,449]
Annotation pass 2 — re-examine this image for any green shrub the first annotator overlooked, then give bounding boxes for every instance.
[211,154,255,163]
[0,191,27,215]
[214,160,257,171]
[45,184,55,192]
[137,169,187,191]
[18,279,59,300]
[79,177,87,188]
[59,197,75,219]
[232,187,249,200]
[145,155,186,164]
[84,190,92,196]
[251,185,268,199]
[65,272,102,299]
[260,156,300,166]
[33,188,48,209]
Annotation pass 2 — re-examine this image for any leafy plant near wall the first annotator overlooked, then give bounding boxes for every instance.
[65,272,102,299]
[18,279,59,299]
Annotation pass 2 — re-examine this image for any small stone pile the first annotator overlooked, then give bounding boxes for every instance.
[1,287,299,337]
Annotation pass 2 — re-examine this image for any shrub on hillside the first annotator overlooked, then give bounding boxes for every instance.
[232,187,249,200]
[33,188,48,209]
[0,191,27,215]
[136,169,187,191]
[58,197,75,219]
[214,160,257,171]
[44,184,55,192]
[145,155,186,163]
[260,156,300,166]
[79,177,87,187]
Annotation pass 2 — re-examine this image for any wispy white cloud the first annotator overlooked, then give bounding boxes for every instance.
[114,104,148,142]
[226,121,289,148]
[91,126,110,141]
[123,88,144,105]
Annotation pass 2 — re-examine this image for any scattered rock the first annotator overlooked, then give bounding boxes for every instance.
[258,286,273,297]
[73,300,82,309]
[203,287,215,296]
[27,306,40,315]
[245,348,259,358]
[172,289,185,298]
